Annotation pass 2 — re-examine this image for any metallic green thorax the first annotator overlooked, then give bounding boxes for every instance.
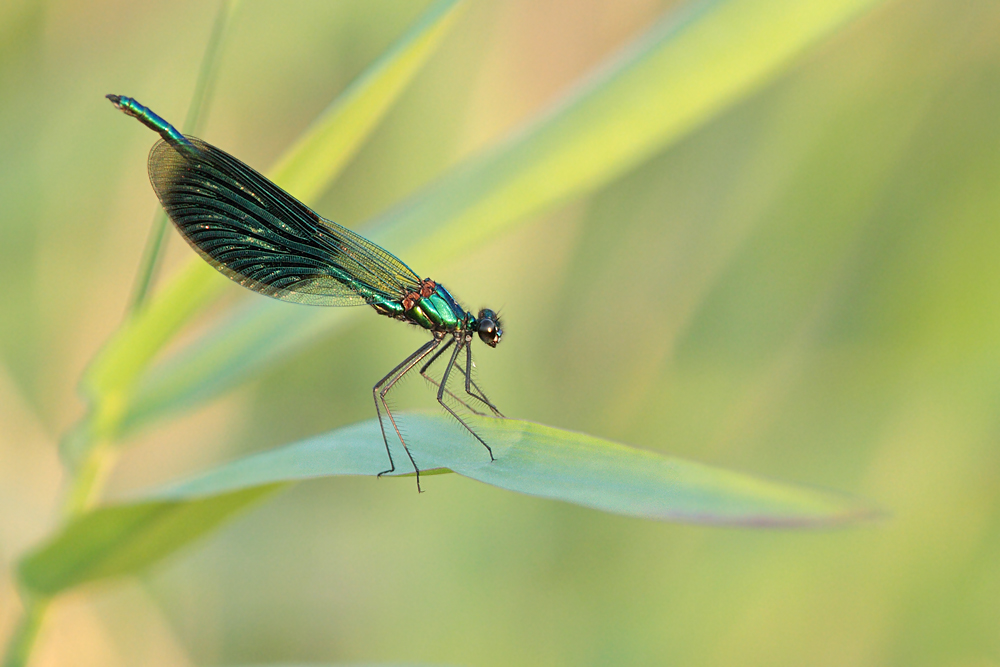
[373,283,475,333]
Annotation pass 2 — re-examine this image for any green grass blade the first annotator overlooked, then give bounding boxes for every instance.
[115,0,888,436]
[80,0,467,431]
[127,0,240,315]
[20,414,876,595]
[18,486,280,597]
[373,0,882,261]
[157,414,876,525]
[268,0,467,204]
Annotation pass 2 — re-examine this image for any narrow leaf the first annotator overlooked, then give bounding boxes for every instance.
[268,0,467,204]
[21,414,876,595]
[115,0,887,436]
[80,0,467,434]
[157,414,876,525]
[18,486,280,597]
[127,0,240,314]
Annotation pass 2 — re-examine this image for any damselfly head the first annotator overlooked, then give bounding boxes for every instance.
[476,309,503,348]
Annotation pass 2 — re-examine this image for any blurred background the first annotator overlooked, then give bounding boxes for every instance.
[2,0,1000,665]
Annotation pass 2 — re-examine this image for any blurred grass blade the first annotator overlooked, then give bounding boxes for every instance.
[18,486,279,597]
[79,0,467,438]
[21,414,876,595]
[114,0,887,436]
[128,0,241,314]
[371,0,882,260]
[269,0,467,204]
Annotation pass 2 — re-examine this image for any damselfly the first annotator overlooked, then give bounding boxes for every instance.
[108,95,503,491]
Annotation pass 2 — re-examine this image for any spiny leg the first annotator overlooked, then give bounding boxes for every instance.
[373,337,437,475]
[437,336,495,462]
[379,354,438,493]
[421,337,501,417]
[419,337,455,384]
[420,337,489,416]
[374,337,441,489]
[463,341,503,417]
[376,339,443,492]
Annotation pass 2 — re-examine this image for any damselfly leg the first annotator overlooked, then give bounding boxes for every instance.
[374,336,443,492]
[463,341,503,417]
[420,337,503,417]
[435,335,495,462]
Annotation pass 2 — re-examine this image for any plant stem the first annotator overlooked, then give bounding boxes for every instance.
[2,4,241,663]
[61,438,118,518]
[127,0,240,314]
[1,597,49,667]
[1,431,114,667]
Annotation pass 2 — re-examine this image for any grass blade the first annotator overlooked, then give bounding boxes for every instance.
[115,0,888,436]
[268,0,468,204]
[127,0,241,314]
[80,0,467,437]
[21,414,876,595]
[18,486,280,597]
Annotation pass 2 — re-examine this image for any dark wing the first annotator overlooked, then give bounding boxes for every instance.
[147,136,422,306]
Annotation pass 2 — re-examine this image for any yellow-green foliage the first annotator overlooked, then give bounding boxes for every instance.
[3,1,997,666]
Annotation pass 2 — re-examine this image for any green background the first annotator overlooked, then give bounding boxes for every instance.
[1,0,998,665]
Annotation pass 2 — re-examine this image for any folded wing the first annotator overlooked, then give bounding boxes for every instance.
[147,137,422,306]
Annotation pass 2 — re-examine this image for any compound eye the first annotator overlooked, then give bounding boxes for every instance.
[477,319,499,347]
[477,309,502,347]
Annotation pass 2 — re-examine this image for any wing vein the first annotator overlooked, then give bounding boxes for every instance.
[147,137,422,307]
